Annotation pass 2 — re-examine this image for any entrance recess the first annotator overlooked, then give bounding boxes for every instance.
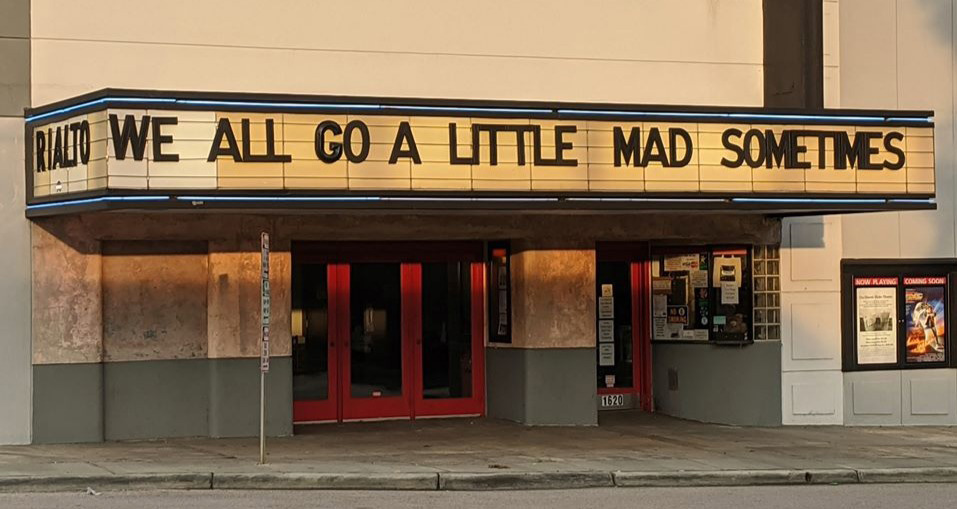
[292,243,486,423]
[596,243,653,412]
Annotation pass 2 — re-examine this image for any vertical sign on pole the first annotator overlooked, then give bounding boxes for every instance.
[259,232,270,465]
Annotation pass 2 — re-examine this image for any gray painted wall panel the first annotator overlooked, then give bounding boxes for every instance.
[104,359,210,440]
[486,347,597,426]
[33,363,102,443]
[209,357,292,437]
[0,117,31,444]
[0,0,29,38]
[652,341,782,426]
[0,38,29,116]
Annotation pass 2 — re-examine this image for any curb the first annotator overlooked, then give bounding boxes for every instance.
[858,467,957,484]
[3,467,957,493]
[612,469,861,487]
[439,471,614,491]
[0,473,212,493]
[212,472,439,491]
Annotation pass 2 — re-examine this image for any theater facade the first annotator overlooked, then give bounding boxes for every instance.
[21,89,939,441]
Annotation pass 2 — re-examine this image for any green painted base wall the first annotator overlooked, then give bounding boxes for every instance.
[486,347,597,426]
[33,357,293,443]
[652,341,783,426]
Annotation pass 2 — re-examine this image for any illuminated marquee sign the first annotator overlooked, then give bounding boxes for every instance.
[24,91,936,213]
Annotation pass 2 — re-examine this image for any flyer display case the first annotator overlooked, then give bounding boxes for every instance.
[650,246,752,343]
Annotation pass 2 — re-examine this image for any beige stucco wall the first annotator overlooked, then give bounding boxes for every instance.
[29,0,763,108]
[31,211,778,363]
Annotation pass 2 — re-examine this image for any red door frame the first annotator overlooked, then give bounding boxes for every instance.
[292,242,486,423]
[596,243,653,412]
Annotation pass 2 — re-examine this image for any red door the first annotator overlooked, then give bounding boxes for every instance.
[292,243,485,423]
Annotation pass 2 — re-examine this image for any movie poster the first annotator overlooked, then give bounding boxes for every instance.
[904,278,947,364]
[855,286,897,365]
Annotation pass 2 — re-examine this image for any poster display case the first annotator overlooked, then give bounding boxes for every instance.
[842,261,955,371]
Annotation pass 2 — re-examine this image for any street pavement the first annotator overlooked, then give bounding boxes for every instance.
[1,411,957,492]
[3,484,957,509]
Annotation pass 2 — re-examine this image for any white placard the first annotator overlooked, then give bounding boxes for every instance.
[598,319,615,343]
[720,281,739,305]
[652,294,668,318]
[598,296,614,319]
[690,270,708,288]
[856,286,898,364]
[664,254,698,272]
[652,278,672,293]
[713,257,742,288]
[653,317,668,339]
[601,284,614,297]
[599,343,615,366]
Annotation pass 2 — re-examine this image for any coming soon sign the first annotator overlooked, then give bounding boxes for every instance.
[27,94,936,199]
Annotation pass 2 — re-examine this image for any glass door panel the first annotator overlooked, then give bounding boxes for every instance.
[341,262,410,420]
[292,263,337,422]
[421,261,473,399]
[596,261,634,390]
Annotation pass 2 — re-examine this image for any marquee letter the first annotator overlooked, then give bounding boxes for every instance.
[151,117,179,162]
[314,121,343,163]
[669,128,693,167]
[109,114,151,160]
[883,131,905,170]
[207,118,242,162]
[344,120,370,163]
[720,128,744,167]
[613,126,640,167]
[389,121,421,164]
[35,130,46,171]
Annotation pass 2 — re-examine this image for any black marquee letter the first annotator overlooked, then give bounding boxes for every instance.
[314,121,343,163]
[389,121,421,164]
[344,120,370,163]
[613,126,641,167]
[883,131,905,170]
[207,118,242,162]
[109,114,151,160]
[151,117,179,162]
[720,128,745,167]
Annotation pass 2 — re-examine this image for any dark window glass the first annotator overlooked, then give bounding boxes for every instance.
[349,263,402,398]
[596,261,634,389]
[421,262,473,399]
[488,242,511,343]
[292,263,330,402]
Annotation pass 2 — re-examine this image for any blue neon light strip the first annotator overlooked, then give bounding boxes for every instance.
[25,195,171,210]
[26,98,177,123]
[25,96,933,125]
[27,194,934,211]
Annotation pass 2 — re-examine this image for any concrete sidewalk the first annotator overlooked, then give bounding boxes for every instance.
[2,412,957,492]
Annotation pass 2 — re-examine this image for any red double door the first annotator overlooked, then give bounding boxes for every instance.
[292,243,486,423]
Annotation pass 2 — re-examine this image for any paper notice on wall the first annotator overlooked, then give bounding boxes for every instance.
[653,317,668,339]
[692,329,709,341]
[664,254,699,272]
[601,284,613,297]
[497,266,508,289]
[652,262,660,277]
[653,294,668,318]
[712,257,742,288]
[690,270,708,288]
[599,343,615,366]
[681,329,696,340]
[652,277,672,293]
[720,282,739,305]
[598,296,614,319]
[856,286,898,364]
[497,320,508,336]
[598,319,615,343]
